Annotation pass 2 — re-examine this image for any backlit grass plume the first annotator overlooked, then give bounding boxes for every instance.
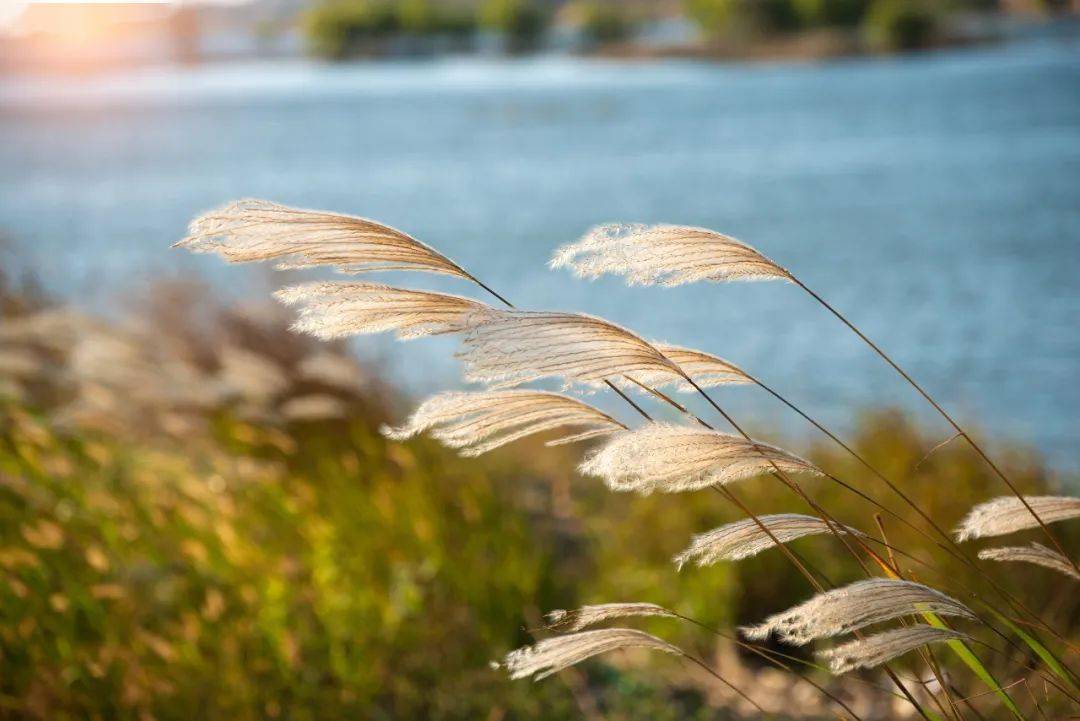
[978,542,1080,581]
[550,223,791,286]
[177,199,473,279]
[544,603,677,633]
[623,342,751,392]
[381,390,626,456]
[674,514,863,569]
[457,310,683,390]
[494,628,681,681]
[819,625,968,675]
[955,495,1080,542]
[740,579,975,645]
[580,424,822,494]
[275,282,494,340]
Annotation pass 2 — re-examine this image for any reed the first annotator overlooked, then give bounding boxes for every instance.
[175,199,1079,719]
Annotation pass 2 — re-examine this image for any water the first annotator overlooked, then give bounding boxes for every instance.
[2,40,1078,470]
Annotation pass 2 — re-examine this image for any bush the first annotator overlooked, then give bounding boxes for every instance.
[863,0,938,51]
[479,0,549,51]
[578,1,637,45]
[683,0,802,39]
[302,0,478,59]
[793,0,870,27]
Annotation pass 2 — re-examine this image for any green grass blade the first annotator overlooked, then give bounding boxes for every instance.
[986,608,1079,695]
[922,612,1025,720]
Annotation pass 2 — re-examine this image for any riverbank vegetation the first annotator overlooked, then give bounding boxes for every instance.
[300,0,1074,61]
[1,270,1076,719]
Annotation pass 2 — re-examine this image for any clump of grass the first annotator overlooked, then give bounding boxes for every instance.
[165,198,1079,719]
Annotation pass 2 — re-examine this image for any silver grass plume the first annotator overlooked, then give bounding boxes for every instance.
[275,282,494,340]
[177,199,472,279]
[740,579,975,645]
[978,542,1079,580]
[819,625,967,675]
[580,424,822,495]
[493,628,681,681]
[381,389,626,456]
[550,223,791,286]
[674,514,863,569]
[457,310,683,389]
[955,495,1080,542]
[544,603,677,633]
[621,342,751,393]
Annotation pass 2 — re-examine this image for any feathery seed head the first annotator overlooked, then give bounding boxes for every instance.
[819,625,967,675]
[674,514,863,569]
[740,579,975,645]
[177,199,471,279]
[978,542,1079,580]
[580,423,822,495]
[456,309,682,390]
[275,281,494,340]
[619,342,751,393]
[494,628,681,681]
[955,495,1080,542]
[380,389,625,456]
[544,603,677,633]
[550,223,791,287]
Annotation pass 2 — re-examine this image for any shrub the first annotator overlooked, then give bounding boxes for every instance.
[479,0,549,51]
[863,0,938,51]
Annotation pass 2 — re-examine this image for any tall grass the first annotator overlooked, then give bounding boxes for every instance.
[166,200,1080,718]
[2,199,1077,718]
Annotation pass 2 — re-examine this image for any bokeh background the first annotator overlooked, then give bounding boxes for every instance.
[0,1,1078,719]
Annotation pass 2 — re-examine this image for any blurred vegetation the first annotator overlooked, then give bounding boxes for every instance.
[572,1,640,46]
[479,0,549,52]
[302,0,550,59]
[0,278,1077,719]
[302,0,478,59]
[296,0,1065,60]
[682,0,942,49]
[862,0,939,50]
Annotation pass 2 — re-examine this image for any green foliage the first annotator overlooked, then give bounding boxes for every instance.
[683,0,803,38]
[479,0,549,50]
[863,0,939,51]
[793,0,870,27]
[576,1,638,45]
[302,0,478,60]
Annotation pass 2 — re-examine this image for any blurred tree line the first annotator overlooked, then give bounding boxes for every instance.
[300,0,1063,60]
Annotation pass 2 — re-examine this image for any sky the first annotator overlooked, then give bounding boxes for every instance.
[0,0,249,30]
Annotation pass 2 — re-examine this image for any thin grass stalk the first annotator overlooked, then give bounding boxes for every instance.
[626,370,949,718]
[661,361,1071,672]
[786,276,1077,575]
[458,256,936,719]
[668,610,866,721]
[747,372,1072,647]
[672,375,1016,720]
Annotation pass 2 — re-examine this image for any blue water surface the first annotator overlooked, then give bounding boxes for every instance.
[1,39,1078,470]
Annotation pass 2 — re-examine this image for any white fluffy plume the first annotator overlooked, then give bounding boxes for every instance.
[550,223,791,287]
[621,342,751,393]
[494,628,681,681]
[275,282,493,340]
[380,390,626,456]
[177,199,471,279]
[674,514,863,569]
[819,625,967,675]
[580,424,822,495]
[954,495,1080,542]
[544,603,677,633]
[457,310,683,389]
[740,579,975,645]
[978,542,1079,580]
